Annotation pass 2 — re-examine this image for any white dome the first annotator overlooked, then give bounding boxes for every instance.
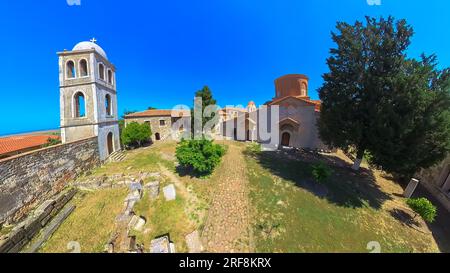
[72,41,108,59]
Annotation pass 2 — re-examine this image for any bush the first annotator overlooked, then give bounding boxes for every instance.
[311,162,332,183]
[121,122,152,148]
[176,139,225,176]
[406,198,437,223]
[43,137,62,147]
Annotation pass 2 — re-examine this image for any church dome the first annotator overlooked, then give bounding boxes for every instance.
[72,41,108,59]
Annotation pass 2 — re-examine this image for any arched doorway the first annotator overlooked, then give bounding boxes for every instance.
[281,132,291,147]
[155,133,161,141]
[107,132,114,155]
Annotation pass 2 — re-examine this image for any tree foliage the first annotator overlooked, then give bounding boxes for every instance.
[318,16,450,177]
[175,139,225,176]
[192,86,217,136]
[121,122,152,148]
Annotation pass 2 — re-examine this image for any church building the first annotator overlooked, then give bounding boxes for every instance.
[57,39,121,160]
[221,74,326,150]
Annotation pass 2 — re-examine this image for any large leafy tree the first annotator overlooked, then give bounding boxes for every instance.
[319,16,450,176]
[121,122,152,148]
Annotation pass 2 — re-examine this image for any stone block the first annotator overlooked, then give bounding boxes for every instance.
[144,181,160,200]
[185,230,203,253]
[7,237,29,253]
[128,215,146,232]
[163,184,176,201]
[0,238,13,253]
[150,236,171,253]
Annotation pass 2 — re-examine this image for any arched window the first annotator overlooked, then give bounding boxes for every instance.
[105,94,112,116]
[99,63,105,80]
[66,61,76,79]
[301,82,308,96]
[80,59,88,77]
[107,70,113,84]
[74,92,86,118]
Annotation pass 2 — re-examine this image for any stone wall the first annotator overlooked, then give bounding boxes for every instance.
[0,137,100,225]
[125,116,188,142]
[417,155,450,212]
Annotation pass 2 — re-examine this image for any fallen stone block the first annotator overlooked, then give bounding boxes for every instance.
[22,204,76,253]
[185,230,204,253]
[145,181,160,200]
[128,215,146,232]
[150,236,172,253]
[163,184,176,201]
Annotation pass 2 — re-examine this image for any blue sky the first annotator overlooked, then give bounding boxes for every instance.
[1,0,449,136]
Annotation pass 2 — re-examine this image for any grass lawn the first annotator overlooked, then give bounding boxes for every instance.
[41,141,213,253]
[40,188,128,253]
[245,145,439,253]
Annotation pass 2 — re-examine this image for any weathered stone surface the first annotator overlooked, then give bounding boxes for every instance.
[163,184,176,201]
[0,137,99,225]
[186,230,203,253]
[150,236,172,253]
[128,215,146,232]
[23,204,76,253]
[145,181,160,199]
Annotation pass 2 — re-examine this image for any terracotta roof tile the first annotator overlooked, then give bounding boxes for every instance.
[0,135,60,155]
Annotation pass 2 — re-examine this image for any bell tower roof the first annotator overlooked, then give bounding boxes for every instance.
[72,39,108,60]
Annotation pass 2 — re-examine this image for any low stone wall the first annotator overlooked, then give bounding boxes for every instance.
[0,189,77,253]
[0,137,99,225]
[417,156,450,212]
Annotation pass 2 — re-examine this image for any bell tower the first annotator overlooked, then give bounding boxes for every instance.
[57,39,120,160]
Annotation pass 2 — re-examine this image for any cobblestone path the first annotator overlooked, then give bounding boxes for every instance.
[201,143,253,253]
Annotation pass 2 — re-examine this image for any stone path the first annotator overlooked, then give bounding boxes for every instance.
[201,143,253,253]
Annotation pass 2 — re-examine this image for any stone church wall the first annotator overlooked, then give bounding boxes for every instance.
[417,155,450,212]
[0,137,100,225]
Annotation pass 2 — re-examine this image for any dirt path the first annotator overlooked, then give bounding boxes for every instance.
[201,143,253,253]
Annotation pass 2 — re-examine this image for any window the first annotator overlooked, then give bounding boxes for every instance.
[74,92,86,117]
[160,120,166,126]
[99,63,105,80]
[301,82,308,96]
[80,59,88,77]
[66,61,76,79]
[105,94,112,116]
[107,70,113,84]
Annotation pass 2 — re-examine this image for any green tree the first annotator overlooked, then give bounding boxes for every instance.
[121,122,152,148]
[147,106,157,110]
[367,55,450,178]
[175,139,225,176]
[319,16,450,177]
[192,86,217,136]
[319,16,433,171]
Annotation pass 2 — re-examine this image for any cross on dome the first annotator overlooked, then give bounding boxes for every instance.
[90,38,97,44]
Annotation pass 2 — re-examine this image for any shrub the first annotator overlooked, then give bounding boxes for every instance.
[176,139,225,176]
[406,197,437,223]
[311,162,332,183]
[121,122,152,148]
[43,137,62,147]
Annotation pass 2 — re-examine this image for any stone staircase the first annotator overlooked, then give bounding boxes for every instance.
[108,150,126,163]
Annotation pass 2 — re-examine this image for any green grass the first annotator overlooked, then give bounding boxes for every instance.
[39,188,128,253]
[245,147,438,253]
[42,141,211,253]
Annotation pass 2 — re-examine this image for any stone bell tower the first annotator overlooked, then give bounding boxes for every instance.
[58,39,120,160]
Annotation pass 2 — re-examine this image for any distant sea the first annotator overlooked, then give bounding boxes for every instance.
[0,128,60,138]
